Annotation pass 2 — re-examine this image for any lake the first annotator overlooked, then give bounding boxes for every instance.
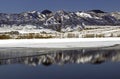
[0,47,120,79]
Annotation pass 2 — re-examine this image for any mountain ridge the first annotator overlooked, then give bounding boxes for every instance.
[0,9,120,32]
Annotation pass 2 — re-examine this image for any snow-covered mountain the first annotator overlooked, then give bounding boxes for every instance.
[0,9,120,32]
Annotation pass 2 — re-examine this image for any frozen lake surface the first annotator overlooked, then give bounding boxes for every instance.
[0,38,120,48]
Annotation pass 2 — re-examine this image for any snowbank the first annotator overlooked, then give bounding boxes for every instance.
[0,38,120,48]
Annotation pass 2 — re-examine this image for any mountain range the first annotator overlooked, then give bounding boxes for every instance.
[0,9,120,32]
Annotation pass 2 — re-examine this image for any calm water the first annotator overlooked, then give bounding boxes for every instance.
[0,47,120,79]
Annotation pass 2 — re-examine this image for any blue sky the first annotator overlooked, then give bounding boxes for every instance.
[0,0,119,13]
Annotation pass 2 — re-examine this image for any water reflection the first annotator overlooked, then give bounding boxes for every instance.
[0,48,120,66]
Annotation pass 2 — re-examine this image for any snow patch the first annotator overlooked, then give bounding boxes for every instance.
[76,12,92,18]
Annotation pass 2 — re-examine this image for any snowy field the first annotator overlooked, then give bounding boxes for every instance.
[0,38,120,48]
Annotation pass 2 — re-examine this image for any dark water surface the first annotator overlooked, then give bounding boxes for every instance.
[0,47,120,79]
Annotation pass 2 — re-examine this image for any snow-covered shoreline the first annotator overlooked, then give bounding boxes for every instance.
[0,38,120,48]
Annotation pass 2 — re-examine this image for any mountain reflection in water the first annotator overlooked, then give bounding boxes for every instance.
[0,48,120,66]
